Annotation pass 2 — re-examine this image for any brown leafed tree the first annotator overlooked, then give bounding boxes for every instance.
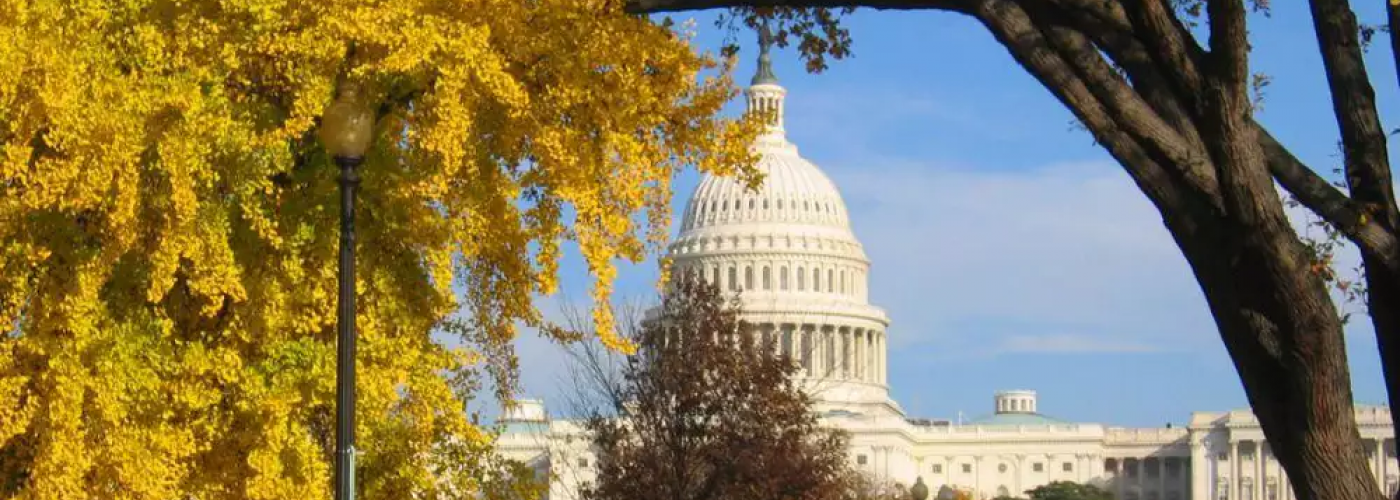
[619,1,1400,499]
[580,271,854,500]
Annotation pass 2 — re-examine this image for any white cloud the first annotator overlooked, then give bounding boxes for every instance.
[822,157,1219,357]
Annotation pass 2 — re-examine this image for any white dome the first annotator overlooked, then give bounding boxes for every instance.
[679,138,853,234]
[662,54,897,417]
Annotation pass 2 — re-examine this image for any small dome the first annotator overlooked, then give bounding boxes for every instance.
[966,412,1065,426]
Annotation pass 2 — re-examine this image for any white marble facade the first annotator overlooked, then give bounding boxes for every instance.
[493,49,1398,500]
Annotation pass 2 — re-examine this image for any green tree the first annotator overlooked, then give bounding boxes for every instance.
[1022,482,1113,500]
[621,1,1400,498]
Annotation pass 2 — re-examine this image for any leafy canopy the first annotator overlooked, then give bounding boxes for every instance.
[583,272,852,500]
[0,0,762,498]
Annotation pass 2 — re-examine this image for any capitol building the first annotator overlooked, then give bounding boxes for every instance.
[494,43,1399,500]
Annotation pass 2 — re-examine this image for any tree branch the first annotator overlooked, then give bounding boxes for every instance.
[624,0,964,13]
[1259,128,1400,273]
[1206,0,1250,88]
[1118,0,1208,107]
[972,0,1202,217]
[1029,4,1221,206]
[1308,0,1400,233]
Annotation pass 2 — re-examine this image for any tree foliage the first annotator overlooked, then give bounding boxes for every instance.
[0,0,765,498]
[1021,482,1113,500]
[581,272,852,500]
[623,0,1400,498]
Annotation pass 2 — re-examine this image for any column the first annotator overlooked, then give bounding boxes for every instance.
[854,328,865,381]
[1376,439,1385,488]
[1230,441,1239,500]
[878,332,886,384]
[789,324,800,363]
[1260,445,1271,498]
[1191,439,1208,500]
[843,328,853,379]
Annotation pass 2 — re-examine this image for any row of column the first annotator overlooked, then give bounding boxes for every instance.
[1104,457,1189,500]
[1201,438,1395,500]
[754,322,885,384]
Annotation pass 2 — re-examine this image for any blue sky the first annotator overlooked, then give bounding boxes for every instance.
[499,2,1400,427]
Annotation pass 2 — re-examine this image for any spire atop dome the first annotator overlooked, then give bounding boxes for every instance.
[745,20,787,142]
[751,21,779,86]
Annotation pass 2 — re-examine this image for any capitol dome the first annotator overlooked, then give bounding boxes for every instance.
[666,35,897,417]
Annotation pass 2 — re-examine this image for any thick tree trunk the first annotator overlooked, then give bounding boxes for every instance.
[1162,192,1382,500]
[1308,0,1400,441]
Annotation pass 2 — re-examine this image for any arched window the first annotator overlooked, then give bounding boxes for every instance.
[744,266,754,290]
[997,486,1010,497]
[763,199,769,209]
[762,266,772,290]
[748,199,754,210]
[777,199,783,209]
[840,270,846,294]
[711,266,720,286]
[827,269,834,292]
[779,267,789,290]
[728,266,737,291]
[797,266,806,291]
[813,268,821,292]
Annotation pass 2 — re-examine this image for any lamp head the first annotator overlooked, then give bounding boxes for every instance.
[320,82,374,159]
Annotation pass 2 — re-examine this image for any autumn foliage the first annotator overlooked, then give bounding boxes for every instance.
[581,272,853,500]
[0,0,763,498]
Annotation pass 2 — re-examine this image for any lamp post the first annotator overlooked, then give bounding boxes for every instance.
[320,81,374,500]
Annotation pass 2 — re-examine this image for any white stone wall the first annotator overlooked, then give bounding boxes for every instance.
[495,403,1396,500]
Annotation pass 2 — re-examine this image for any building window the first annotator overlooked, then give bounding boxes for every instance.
[827,269,834,292]
[1033,462,1044,473]
[762,267,771,290]
[857,455,867,465]
[813,268,821,291]
[780,267,789,290]
[578,458,589,468]
[962,464,972,474]
[1217,452,1229,461]
[797,266,805,291]
[1217,483,1230,500]
[727,267,737,291]
[998,464,1008,473]
[932,464,943,474]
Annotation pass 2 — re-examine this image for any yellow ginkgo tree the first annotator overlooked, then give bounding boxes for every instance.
[0,0,762,498]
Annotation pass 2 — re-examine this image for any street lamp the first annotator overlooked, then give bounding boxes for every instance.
[320,81,374,500]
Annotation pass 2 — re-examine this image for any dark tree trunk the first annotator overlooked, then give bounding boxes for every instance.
[1309,0,1400,442]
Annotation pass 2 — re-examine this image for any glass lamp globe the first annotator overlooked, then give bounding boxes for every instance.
[320,82,374,159]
